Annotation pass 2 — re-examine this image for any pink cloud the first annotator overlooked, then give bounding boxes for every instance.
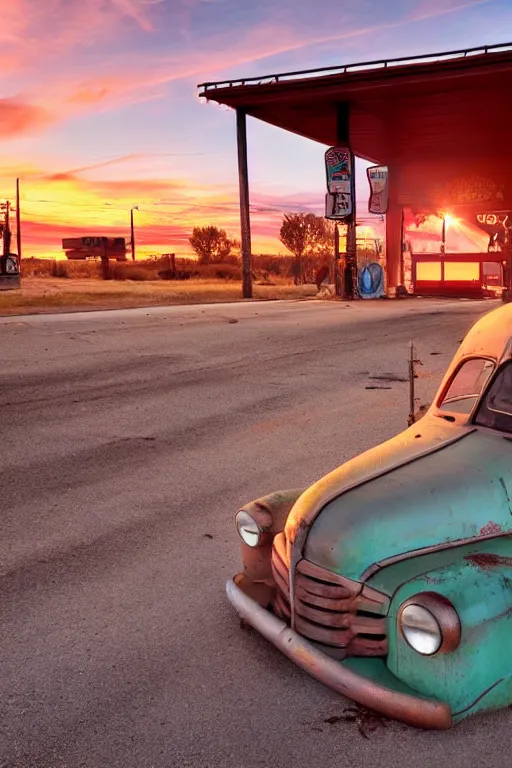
[0,0,154,70]
[52,0,493,121]
[411,0,491,20]
[0,0,493,137]
[111,0,155,31]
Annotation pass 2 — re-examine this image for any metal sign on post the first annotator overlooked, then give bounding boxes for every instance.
[367,165,389,214]
[325,192,352,219]
[324,147,354,221]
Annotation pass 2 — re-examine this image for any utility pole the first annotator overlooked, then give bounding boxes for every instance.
[16,178,21,262]
[130,206,138,261]
[2,201,11,257]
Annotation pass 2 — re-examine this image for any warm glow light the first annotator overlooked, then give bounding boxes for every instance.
[444,262,480,281]
[405,209,490,254]
[3,164,383,260]
[443,213,458,228]
[417,262,442,281]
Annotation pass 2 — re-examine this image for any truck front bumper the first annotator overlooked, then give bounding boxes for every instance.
[226,578,452,730]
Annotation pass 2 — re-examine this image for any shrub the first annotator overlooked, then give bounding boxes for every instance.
[111,263,155,281]
[252,253,295,277]
[195,263,241,280]
[50,261,69,278]
[64,260,99,279]
[189,225,235,264]
[21,258,53,277]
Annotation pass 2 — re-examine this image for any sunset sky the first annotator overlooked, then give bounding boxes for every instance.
[1,0,510,259]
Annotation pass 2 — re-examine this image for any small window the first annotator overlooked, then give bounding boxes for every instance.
[475,362,512,433]
[439,358,495,415]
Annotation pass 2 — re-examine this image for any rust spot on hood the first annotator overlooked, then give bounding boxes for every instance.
[479,521,502,536]
[464,553,512,570]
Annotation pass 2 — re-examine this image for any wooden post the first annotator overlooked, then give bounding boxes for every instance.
[334,223,342,297]
[130,208,136,262]
[408,342,416,425]
[400,206,405,286]
[236,109,253,299]
[16,178,21,263]
[345,199,357,299]
[385,177,402,297]
[3,201,11,257]
[336,103,352,299]
[100,238,110,280]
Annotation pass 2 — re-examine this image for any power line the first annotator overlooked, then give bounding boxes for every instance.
[24,198,130,212]
[23,199,190,216]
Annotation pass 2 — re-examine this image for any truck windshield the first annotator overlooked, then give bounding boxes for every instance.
[475,361,512,433]
[439,358,495,415]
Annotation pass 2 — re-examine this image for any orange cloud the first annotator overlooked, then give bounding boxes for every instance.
[0,150,388,260]
[0,98,52,138]
[3,157,329,258]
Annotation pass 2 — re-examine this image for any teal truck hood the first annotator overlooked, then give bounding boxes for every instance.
[292,421,512,581]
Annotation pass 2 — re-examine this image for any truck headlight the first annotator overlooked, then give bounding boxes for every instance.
[400,604,441,655]
[235,510,264,547]
[399,593,461,656]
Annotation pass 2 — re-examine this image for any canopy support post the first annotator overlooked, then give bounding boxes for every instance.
[236,108,253,299]
[386,174,402,297]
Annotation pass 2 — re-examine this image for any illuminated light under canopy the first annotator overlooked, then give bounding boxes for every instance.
[417,262,442,281]
[443,213,459,227]
[444,262,480,281]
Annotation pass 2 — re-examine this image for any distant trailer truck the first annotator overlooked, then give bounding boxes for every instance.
[62,236,128,261]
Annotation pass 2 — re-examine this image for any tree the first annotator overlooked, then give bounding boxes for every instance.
[189,226,234,264]
[279,213,332,284]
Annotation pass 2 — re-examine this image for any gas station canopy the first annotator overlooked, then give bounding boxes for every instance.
[199,43,512,295]
[199,43,512,167]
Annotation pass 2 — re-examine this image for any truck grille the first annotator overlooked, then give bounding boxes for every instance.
[271,532,389,659]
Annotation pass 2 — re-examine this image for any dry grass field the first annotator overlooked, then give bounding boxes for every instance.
[0,276,317,315]
[0,257,322,315]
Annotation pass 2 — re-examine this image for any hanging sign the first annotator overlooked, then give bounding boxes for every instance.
[475,212,511,230]
[324,147,354,220]
[367,165,388,214]
[325,192,352,220]
[474,211,512,248]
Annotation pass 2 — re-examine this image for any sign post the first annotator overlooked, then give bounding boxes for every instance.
[324,147,356,298]
[324,147,354,221]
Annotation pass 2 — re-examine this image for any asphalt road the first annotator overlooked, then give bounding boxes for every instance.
[1,297,510,768]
